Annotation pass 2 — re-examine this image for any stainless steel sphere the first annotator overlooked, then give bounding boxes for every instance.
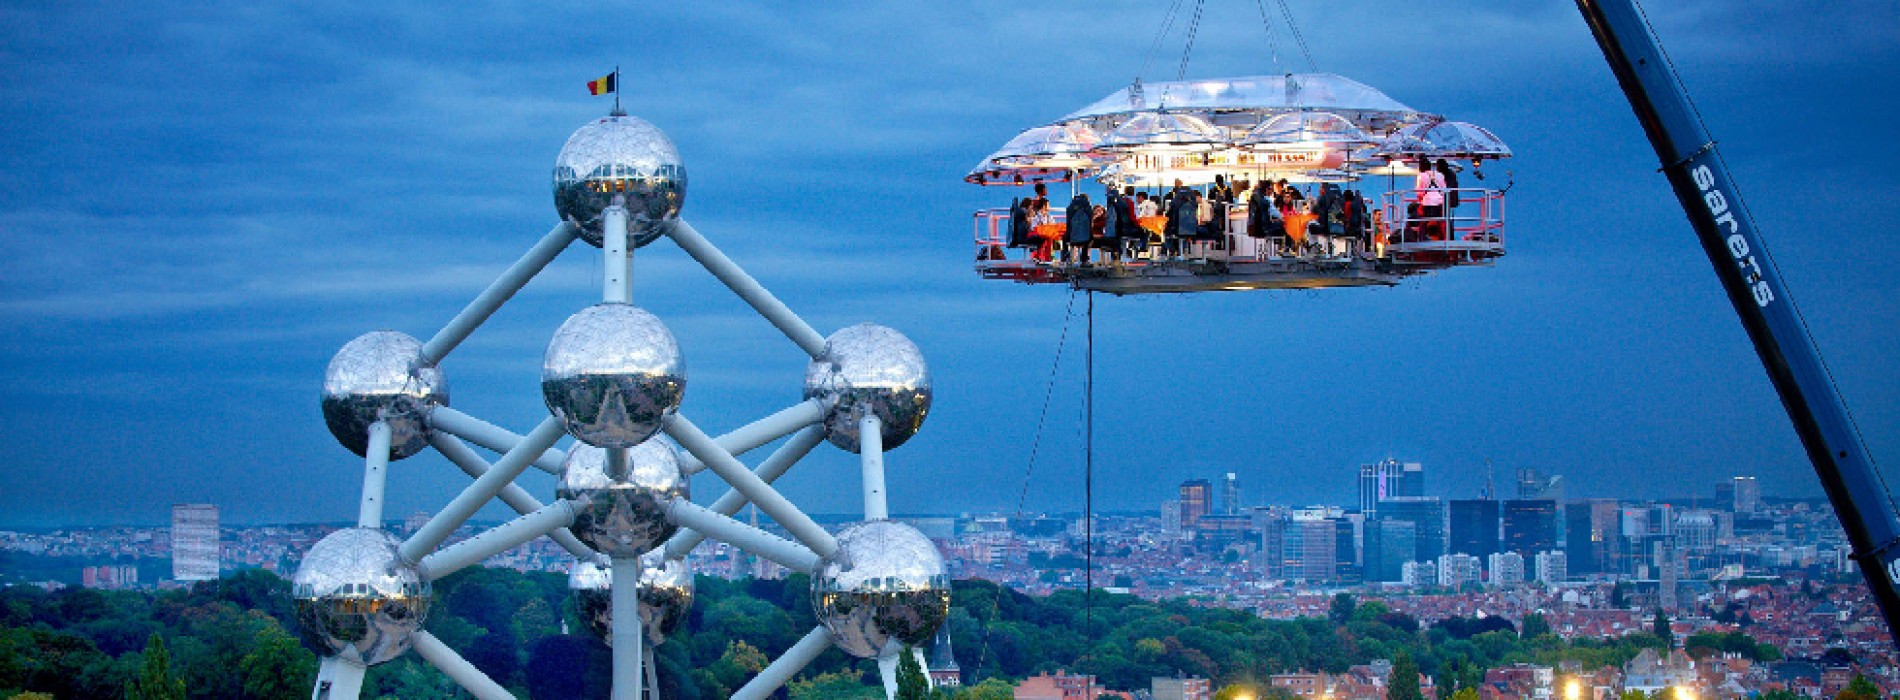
[803,324,932,452]
[556,440,688,558]
[553,114,687,248]
[567,559,613,643]
[565,551,695,645]
[321,331,449,460]
[637,549,693,645]
[291,528,430,665]
[810,520,950,658]
[542,303,685,448]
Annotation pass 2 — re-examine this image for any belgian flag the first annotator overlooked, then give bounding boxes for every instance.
[587,71,617,96]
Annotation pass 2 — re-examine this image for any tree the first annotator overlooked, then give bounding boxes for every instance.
[1837,675,1880,700]
[126,633,186,700]
[239,625,314,700]
[1216,683,1263,700]
[1651,610,1673,649]
[1329,593,1357,625]
[1453,688,1481,700]
[955,678,1016,700]
[896,646,930,700]
[1520,613,1552,639]
[1610,582,1629,608]
[1387,652,1425,700]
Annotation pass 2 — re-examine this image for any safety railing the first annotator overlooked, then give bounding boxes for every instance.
[1377,188,1507,262]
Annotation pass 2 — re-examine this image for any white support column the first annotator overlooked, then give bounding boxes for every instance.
[358,421,392,528]
[428,407,566,474]
[666,499,820,573]
[419,222,579,367]
[604,203,630,304]
[665,414,837,557]
[312,654,366,700]
[418,500,578,581]
[401,416,566,564]
[663,219,828,358]
[429,432,599,563]
[664,425,824,559]
[730,626,835,700]
[643,647,661,700]
[611,556,643,700]
[412,631,517,700]
[859,415,887,521]
[676,399,826,475]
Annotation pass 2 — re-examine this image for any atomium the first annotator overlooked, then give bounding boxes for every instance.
[803,323,932,452]
[321,331,449,459]
[292,528,430,666]
[553,114,686,248]
[557,440,689,558]
[543,303,685,448]
[302,109,945,700]
[810,520,950,659]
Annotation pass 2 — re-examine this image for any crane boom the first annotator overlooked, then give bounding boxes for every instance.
[1576,0,1900,639]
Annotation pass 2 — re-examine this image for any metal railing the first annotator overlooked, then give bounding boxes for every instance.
[1377,187,1507,260]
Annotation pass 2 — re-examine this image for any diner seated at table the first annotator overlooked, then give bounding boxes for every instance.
[1135,191,1158,217]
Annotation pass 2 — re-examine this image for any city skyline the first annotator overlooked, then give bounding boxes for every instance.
[4,2,1899,529]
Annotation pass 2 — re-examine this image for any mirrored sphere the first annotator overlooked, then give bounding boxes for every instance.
[810,520,950,659]
[557,440,688,558]
[567,559,612,643]
[802,324,932,452]
[542,304,685,448]
[638,549,693,645]
[292,528,430,665]
[566,551,695,645]
[321,331,449,460]
[553,114,686,248]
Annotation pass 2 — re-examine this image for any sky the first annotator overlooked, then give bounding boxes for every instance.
[1,1,1897,527]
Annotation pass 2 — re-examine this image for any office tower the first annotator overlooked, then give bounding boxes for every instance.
[1732,476,1761,514]
[1358,459,1423,514]
[1161,500,1183,539]
[1535,550,1568,585]
[1675,510,1717,553]
[1365,519,1417,583]
[171,504,220,582]
[1449,499,1501,559]
[1565,499,1618,575]
[1402,560,1438,586]
[1378,497,1447,563]
[1282,517,1341,583]
[1502,499,1559,556]
[1179,480,1211,528]
[1516,468,1565,502]
[1258,512,1287,579]
[1221,472,1240,516]
[1488,551,1525,586]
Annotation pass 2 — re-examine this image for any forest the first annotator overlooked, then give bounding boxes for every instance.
[0,567,1766,699]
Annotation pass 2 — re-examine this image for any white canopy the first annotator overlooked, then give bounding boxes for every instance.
[1061,73,1420,121]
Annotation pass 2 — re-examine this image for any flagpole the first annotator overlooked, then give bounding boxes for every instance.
[614,64,621,115]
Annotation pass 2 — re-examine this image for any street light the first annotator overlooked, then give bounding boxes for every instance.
[1675,686,1696,700]
[1566,679,1582,700]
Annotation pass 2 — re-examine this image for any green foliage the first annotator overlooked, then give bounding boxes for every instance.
[1387,652,1424,700]
[1329,593,1357,625]
[1651,610,1672,649]
[1838,675,1880,700]
[1681,630,1779,661]
[1215,682,1263,700]
[1759,690,1803,700]
[789,670,882,699]
[955,678,1017,700]
[238,624,314,700]
[897,647,931,700]
[1452,688,1481,700]
[1520,613,1552,639]
[126,633,186,700]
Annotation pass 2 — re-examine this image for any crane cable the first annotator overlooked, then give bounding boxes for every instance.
[1252,0,1284,73]
[1136,0,1189,88]
[971,288,1080,682]
[1631,0,1900,520]
[1175,0,1209,82]
[1083,290,1096,656]
[1274,0,1318,72]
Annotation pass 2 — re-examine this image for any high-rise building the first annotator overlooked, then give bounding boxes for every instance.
[1160,500,1184,539]
[1535,550,1568,585]
[1377,497,1447,563]
[1501,499,1559,557]
[1221,472,1240,516]
[171,504,220,582]
[1358,460,1423,514]
[1676,510,1717,553]
[1515,468,1565,502]
[1488,551,1525,586]
[1365,519,1417,583]
[1437,553,1483,589]
[1732,476,1761,514]
[1402,560,1438,586]
[1448,499,1501,559]
[1564,499,1619,575]
[1179,480,1211,528]
[1278,516,1355,583]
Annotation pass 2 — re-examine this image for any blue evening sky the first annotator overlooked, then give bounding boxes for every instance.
[2,1,1896,526]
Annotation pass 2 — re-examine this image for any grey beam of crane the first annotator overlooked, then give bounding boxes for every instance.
[1577,0,1900,641]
